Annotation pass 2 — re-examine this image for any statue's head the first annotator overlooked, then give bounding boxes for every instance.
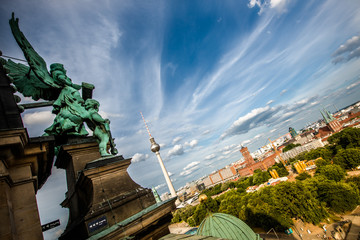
[85,99,100,111]
[50,63,66,73]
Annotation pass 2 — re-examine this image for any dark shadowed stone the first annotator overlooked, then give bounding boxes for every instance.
[0,59,23,130]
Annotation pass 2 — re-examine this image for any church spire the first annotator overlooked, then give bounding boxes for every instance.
[320,109,330,124]
[325,108,335,121]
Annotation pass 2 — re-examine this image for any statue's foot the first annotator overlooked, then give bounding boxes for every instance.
[111,148,118,155]
[99,148,112,157]
[100,153,112,157]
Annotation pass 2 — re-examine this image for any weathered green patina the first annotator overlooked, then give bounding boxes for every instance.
[196,213,262,240]
[2,13,117,157]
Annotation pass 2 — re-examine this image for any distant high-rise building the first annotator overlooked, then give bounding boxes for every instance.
[289,127,298,138]
[240,146,255,166]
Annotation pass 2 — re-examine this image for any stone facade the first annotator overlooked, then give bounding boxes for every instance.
[0,61,55,240]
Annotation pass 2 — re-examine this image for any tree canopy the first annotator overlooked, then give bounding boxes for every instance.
[328,127,360,149]
[316,164,346,182]
[333,148,360,169]
[304,147,333,161]
[295,172,311,181]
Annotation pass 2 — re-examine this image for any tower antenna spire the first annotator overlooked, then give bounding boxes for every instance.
[140,112,152,138]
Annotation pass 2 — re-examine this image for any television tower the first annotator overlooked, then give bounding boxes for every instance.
[140,112,177,198]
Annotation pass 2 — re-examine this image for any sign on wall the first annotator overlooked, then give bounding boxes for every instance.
[41,219,60,232]
[88,215,108,234]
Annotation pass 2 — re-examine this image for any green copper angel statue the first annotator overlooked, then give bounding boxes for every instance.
[3,13,118,157]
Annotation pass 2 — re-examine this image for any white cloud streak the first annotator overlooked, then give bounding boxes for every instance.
[23,111,54,125]
[131,153,149,163]
[168,144,184,157]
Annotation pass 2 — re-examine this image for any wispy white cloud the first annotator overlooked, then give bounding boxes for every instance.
[310,101,319,106]
[280,89,287,96]
[205,154,216,160]
[179,170,193,176]
[267,100,274,105]
[184,161,200,170]
[187,9,274,113]
[131,153,149,163]
[220,106,274,139]
[202,130,211,135]
[98,111,124,119]
[180,161,201,176]
[332,34,360,64]
[172,136,182,145]
[155,183,166,190]
[23,111,54,125]
[184,139,198,148]
[248,0,289,15]
[220,96,320,140]
[346,81,360,90]
[168,144,184,157]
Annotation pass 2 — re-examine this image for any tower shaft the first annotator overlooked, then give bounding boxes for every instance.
[155,151,177,197]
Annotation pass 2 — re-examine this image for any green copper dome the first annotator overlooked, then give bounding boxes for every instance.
[196,213,262,240]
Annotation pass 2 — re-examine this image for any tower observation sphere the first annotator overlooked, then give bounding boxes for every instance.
[150,137,160,152]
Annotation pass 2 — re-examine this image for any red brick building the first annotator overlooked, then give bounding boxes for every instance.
[235,148,276,177]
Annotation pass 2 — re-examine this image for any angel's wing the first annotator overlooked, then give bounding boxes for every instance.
[9,13,61,91]
[4,59,61,101]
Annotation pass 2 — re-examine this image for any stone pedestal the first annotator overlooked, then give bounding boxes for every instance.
[55,138,170,239]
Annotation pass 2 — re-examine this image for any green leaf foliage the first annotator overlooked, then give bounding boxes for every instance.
[220,181,328,230]
[295,172,311,181]
[218,190,244,217]
[328,127,360,149]
[192,197,219,225]
[316,180,359,213]
[271,182,328,225]
[187,216,196,227]
[253,170,271,185]
[315,157,331,168]
[345,176,360,192]
[172,175,360,230]
[201,183,223,197]
[304,147,333,161]
[171,205,196,223]
[333,148,360,169]
[316,164,346,182]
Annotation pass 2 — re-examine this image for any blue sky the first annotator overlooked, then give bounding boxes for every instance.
[1,0,360,239]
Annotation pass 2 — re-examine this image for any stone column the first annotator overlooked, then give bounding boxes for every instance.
[0,129,55,240]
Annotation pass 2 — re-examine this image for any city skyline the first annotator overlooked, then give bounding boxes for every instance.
[1,1,360,239]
